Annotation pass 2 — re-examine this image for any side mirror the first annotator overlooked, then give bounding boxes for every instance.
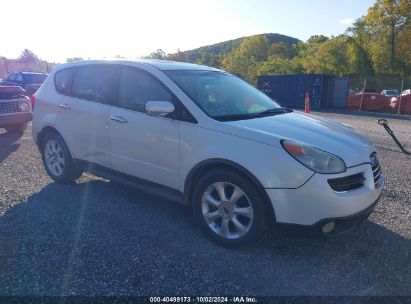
[145,101,175,117]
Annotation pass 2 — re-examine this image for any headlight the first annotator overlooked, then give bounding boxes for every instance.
[281,140,346,174]
[19,101,30,112]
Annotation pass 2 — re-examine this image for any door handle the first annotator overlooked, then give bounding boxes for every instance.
[58,103,71,110]
[110,115,128,123]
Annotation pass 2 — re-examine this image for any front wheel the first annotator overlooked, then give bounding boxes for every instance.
[41,132,82,183]
[193,170,269,248]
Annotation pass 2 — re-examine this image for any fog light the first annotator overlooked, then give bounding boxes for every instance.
[322,221,335,234]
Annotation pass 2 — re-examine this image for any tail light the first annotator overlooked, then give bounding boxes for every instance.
[30,95,36,109]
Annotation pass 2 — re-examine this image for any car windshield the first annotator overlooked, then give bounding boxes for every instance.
[165,70,283,121]
[22,73,48,84]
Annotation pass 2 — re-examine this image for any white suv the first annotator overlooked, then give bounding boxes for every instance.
[32,60,384,247]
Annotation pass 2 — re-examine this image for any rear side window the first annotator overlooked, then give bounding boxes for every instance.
[55,68,76,95]
[71,66,117,104]
[118,68,173,112]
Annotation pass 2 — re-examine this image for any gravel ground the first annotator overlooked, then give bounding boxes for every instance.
[0,111,410,296]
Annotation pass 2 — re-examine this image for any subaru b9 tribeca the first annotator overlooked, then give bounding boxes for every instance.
[32,60,383,247]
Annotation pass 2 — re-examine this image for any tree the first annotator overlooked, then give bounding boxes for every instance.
[146,49,167,60]
[221,35,270,83]
[306,35,329,45]
[395,23,411,73]
[301,36,349,75]
[257,57,302,75]
[18,49,39,63]
[196,53,221,68]
[267,42,296,59]
[168,49,188,62]
[365,0,411,72]
[345,37,375,76]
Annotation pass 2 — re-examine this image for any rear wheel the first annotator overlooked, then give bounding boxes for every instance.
[41,132,82,183]
[5,122,27,133]
[193,170,269,248]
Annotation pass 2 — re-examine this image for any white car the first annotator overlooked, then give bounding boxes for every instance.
[32,60,383,247]
[381,89,399,97]
[401,89,411,96]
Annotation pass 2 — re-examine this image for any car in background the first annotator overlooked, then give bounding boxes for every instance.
[381,89,399,98]
[401,89,411,96]
[0,86,32,132]
[1,72,48,95]
[389,90,411,115]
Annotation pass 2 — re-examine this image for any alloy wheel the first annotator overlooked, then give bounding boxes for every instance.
[201,182,254,239]
[44,139,65,176]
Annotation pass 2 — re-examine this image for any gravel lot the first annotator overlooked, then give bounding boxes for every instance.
[0,111,410,296]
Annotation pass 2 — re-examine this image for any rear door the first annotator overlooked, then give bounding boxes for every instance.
[108,67,180,189]
[56,65,118,167]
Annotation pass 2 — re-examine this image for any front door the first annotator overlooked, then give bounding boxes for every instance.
[109,67,180,190]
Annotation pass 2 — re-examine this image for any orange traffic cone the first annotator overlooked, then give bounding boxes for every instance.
[305,92,310,113]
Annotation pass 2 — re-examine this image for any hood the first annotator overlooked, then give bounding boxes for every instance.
[223,111,374,167]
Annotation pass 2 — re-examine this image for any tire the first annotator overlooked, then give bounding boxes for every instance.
[192,169,269,248]
[5,122,28,133]
[40,131,82,183]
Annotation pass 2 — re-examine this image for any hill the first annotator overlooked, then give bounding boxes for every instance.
[169,33,300,64]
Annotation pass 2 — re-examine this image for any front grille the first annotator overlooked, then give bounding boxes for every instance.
[371,153,383,188]
[0,101,19,114]
[328,173,364,192]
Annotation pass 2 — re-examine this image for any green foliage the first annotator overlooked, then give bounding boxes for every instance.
[267,42,297,59]
[195,53,221,68]
[167,49,188,62]
[163,1,410,82]
[220,35,271,84]
[145,49,167,60]
[167,33,300,65]
[364,0,411,72]
[257,57,302,75]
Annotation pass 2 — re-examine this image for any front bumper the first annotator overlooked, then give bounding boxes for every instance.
[276,192,381,237]
[0,112,32,128]
[266,163,384,227]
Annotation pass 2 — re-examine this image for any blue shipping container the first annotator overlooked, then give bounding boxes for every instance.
[258,74,333,108]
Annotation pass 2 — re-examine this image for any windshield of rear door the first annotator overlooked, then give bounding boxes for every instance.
[165,70,281,121]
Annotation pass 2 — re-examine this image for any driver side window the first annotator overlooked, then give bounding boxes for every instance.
[118,68,173,112]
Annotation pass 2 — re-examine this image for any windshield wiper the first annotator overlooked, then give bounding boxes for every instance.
[256,107,293,117]
[214,107,293,121]
[214,113,256,121]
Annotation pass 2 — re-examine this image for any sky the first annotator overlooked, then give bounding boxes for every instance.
[1,0,375,63]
